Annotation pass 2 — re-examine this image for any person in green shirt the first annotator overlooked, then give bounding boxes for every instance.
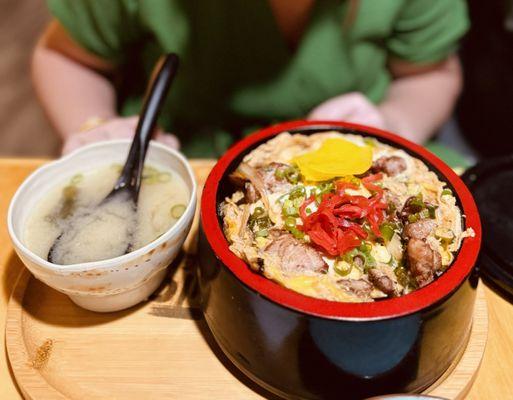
[32,0,468,158]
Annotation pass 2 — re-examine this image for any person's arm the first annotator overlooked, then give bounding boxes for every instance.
[32,20,178,153]
[308,55,462,143]
[378,55,463,143]
[31,21,118,138]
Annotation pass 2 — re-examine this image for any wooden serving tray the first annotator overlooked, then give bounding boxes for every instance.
[5,160,488,399]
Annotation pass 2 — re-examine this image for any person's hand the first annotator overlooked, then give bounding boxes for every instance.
[62,116,180,154]
[307,92,387,129]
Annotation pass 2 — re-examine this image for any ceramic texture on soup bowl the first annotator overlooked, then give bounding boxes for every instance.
[8,140,197,312]
[199,120,482,399]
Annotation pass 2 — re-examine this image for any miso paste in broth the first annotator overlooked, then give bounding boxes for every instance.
[24,164,190,265]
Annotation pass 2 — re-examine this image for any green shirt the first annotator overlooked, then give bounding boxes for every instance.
[49,0,468,157]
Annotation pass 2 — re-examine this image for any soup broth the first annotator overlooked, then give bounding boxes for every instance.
[24,163,190,265]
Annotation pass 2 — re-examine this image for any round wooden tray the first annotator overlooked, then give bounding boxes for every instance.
[5,250,488,400]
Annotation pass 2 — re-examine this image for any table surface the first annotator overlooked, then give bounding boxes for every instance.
[1,158,512,400]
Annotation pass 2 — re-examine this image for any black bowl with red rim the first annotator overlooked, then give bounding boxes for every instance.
[198,121,481,399]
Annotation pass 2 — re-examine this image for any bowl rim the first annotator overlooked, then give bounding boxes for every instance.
[7,139,197,273]
[201,120,482,320]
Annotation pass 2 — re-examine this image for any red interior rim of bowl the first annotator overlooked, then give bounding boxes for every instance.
[201,120,482,320]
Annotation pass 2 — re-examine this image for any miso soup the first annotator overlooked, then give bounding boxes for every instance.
[24,163,190,265]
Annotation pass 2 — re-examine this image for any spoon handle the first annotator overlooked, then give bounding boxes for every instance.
[115,53,180,196]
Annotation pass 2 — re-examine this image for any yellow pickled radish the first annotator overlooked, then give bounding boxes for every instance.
[292,138,372,181]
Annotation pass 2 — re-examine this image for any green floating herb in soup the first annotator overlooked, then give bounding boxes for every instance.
[170,204,186,219]
[23,163,190,265]
[59,185,78,219]
[220,131,474,303]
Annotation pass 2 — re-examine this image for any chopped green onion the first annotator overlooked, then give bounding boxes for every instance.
[409,197,425,210]
[379,223,395,242]
[350,176,361,186]
[70,173,83,185]
[364,138,376,147]
[255,229,269,238]
[157,172,171,183]
[253,207,265,218]
[60,185,78,218]
[292,197,304,208]
[435,227,455,244]
[171,204,186,219]
[249,207,272,230]
[334,260,352,276]
[343,246,376,271]
[315,181,335,202]
[318,181,335,193]
[388,256,398,269]
[289,185,306,199]
[283,206,297,217]
[339,175,361,186]
[387,202,397,216]
[343,248,358,263]
[441,188,453,197]
[427,204,437,219]
[359,242,372,254]
[394,267,410,287]
[285,216,297,228]
[408,213,420,223]
[363,253,376,270]
[286,170,299,184]
[275,168,286,180]
[282,199,298,217]
[277,192,290,203]
[289,227,305,239]
[283,165,300,184]
[143,166,158,175]
[142,166,160,182]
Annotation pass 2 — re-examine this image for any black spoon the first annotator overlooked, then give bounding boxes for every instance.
[48,53,180,263]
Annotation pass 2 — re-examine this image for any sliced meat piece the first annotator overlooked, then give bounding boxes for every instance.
[403,219,437,241]
[265,231,327,274]
[221,201,252,241]
[237,162,291,194]
[368,268,396,296]
[258,162,292,192]
[372,156,407,176]
[338,279,373,298]
[407,238,442,287]
[228,170,247,188]
[245,182,259,203]
[237,162,272,213]
[237,163,266,194]
[236,162,290,223]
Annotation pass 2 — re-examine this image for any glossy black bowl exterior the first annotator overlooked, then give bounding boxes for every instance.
[198,121,481,399]
[198,229,478,399]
